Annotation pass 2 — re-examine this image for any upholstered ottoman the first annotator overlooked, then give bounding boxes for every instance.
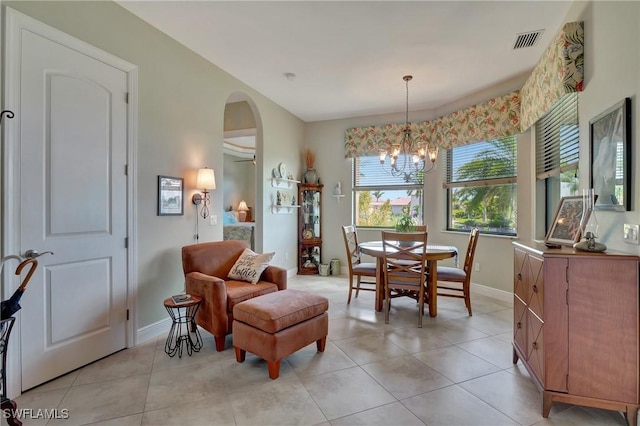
[232,289,329,379]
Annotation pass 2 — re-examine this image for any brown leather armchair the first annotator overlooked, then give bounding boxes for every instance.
[182,240,287,351]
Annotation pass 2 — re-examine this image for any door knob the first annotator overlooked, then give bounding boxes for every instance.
[24,249,54,259]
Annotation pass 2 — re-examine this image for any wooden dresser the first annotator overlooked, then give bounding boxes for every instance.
[512,241,640,425]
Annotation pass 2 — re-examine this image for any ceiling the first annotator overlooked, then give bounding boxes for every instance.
[117,1,574,123]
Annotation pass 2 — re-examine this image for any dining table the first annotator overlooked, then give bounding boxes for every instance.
[358,241,458,317]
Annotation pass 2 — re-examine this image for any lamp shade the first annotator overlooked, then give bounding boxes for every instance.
[196,168,216,190]
[238,200,249,211]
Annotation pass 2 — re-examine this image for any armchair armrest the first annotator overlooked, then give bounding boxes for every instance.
[261,265,287,291]
[185,272,228,338]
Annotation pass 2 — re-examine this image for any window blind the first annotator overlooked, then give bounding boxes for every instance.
[444,136,518,189]
[535,92,579,180]
[353,155,423,189]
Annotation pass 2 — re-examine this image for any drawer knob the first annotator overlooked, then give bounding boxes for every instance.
[517,273,522,280]
[517,322,522,329]
[532,284,538,293]
[532,342,538,350]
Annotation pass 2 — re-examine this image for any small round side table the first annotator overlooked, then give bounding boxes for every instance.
[163,295,203,358]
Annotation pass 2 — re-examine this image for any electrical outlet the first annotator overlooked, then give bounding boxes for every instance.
[285,252,289,260]
[624,223,640,245]
[474,262,480,272]
[209,215,217,226]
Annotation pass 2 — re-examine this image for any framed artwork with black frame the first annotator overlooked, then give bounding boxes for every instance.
[157,175,184,216]
[545,195,590,247]
[590,97,631,211]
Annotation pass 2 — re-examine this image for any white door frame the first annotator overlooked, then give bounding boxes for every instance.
[2,7,138,398]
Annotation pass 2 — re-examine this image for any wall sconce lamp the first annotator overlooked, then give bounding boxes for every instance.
[238,200,249,222]
[192,167,216,219]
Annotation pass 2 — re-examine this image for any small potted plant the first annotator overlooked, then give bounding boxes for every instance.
[395,205,416,233]
[303,148,318,184]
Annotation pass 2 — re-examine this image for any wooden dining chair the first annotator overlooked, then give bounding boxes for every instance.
[436,228,479,316]
[341,225,377,304]
[382,230,429,327]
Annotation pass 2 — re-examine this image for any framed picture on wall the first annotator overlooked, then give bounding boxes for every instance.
[545,195,589,247]
[589,97,631,211]
[158,175,184,216]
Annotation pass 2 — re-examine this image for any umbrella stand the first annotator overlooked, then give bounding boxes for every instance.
[1,259,38,321]
[0,257,39,426]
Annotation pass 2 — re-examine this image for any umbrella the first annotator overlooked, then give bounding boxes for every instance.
[1,258,38,320]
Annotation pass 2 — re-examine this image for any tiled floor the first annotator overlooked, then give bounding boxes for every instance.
[15,275,629,425]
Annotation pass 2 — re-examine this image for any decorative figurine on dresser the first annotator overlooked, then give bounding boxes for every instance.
[298,182,323,274]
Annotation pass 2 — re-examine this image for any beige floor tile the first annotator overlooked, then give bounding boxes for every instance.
[74,342,155,385]
[460,370,548,425]
[151,333,231,372]
[383,325,451,353]
[286,341,357,377]
[142,398,236,426]
[92,413,144,426]
[21,369,79,395]
[413,345,501,383]
[222,352,297,394]
[334,332,408,365]
[13,387,68,426]
[145,360,227,412]
[460,312,513,336]
[402,385,519,425]
[361,355,453,400]
[328,317,382,341]
[330,401,424,425]
[231,378,327,425]
[301,367,395,420]
[420,318,489,344]
[47,375,149,426]
[456,336,515,369]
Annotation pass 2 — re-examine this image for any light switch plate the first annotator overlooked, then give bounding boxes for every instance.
[209,215,217,226]
[623,223,640,245]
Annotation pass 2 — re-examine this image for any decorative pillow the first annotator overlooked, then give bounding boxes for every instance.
[228,248,275,284]
[223,211,238,225]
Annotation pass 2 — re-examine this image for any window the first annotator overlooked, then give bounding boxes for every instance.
[445,136,517,235]
[352,154,423,228]
[535,93,579,235]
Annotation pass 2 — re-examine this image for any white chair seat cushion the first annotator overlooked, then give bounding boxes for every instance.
[437,266,466,281]
[353,262,377,274]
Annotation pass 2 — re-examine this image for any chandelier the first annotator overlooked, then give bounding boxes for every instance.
[379,75,439,182]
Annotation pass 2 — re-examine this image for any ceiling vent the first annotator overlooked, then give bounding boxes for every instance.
[513,29,544,49]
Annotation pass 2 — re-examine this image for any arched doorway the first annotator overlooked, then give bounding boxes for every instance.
[223,93,263,251]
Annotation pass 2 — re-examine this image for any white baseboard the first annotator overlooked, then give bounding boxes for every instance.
[471,282,512,305]
[137,316,171,344]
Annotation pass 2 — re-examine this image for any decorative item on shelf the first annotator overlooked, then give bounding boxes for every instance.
[574,188,606,252]
[378,75,439,182]
[238,200,249,222]
[302,148,318,184]
[544,195,585,247]
[192,167,216,219]
[333,182,342,196]
[276,190,282,206]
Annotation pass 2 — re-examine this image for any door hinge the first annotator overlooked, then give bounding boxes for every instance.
[124,164,128,176]
[125,92,129,104]
[126,309,130,321]
[124,237,128,249]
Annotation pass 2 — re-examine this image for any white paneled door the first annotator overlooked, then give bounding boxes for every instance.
[4,9,134,391]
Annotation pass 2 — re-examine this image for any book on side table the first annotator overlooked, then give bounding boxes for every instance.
[171,294,194,305]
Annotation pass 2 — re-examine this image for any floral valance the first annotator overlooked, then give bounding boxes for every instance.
[345,21,584,158]
[344,91,520,158]
[520,21,584,131]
